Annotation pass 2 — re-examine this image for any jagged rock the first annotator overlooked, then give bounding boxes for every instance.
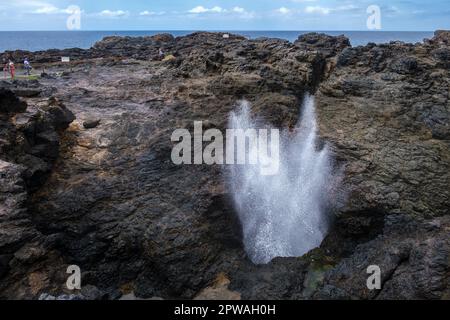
[0,88,27,114]
[39,293,85,300]
[295,33,350,58]
[317,33,450,218]
[3,79,44,97]
[12,88,42,98]
[430,30,450,45]
[0,89,74,298]
[38,293,56,300]
[0,31,448,300]
[431,48,450,67]
[40,97,75,131]
[151,33,175,43]
[194,273,241,300]
[80,285,107,300]
[119,292,164,300]
[91,34,175,60]
[9,32,347,300]
[315,215,450,299]
[312,31,450,299]
[0,255,12,279]
[389,56,418,74]
[0,160,32,253]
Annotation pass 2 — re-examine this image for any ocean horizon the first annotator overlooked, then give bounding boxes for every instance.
[0,30,435,53]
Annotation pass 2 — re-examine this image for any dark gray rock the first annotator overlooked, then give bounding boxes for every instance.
[0,88,27,114]
[314,215,450,300]
[83,119,100,129]
[313,32,450,300]
[0,31,448,300]
[0,91,75,298]
[389,56,418,74]
[295,33,351,58]
[41,97,75,131]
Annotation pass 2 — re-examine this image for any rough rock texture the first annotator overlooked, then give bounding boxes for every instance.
[317,36,450,218]
[310,30,450,299]
[194,273,241,300]
[0,31,449,300]
[294,33,351,58]
[0,89,75,298]
[0,33,176,65]
[315,215,450,299]
[14,32,338,300]
[0,88,27,113]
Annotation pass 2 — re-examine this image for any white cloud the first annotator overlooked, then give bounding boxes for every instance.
[305,6,331,15]
[33,5,59,14]
[0,0,47,10]
[98,10,129,18]
[277,7,292,15]
[140,10,165,16]
[64,6,81,15]
[33,5,79,15]
[0,1,82,16]
[186,5,254,19]
[188,6,224,14]
[15,1,80,15]
[210,6,224,13]
[235,7,255,19]
[189,6,207,13]
[140,10,154,16]
[336,5,358,11]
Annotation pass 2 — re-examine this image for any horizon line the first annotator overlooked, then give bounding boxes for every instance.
[0,29,437,33]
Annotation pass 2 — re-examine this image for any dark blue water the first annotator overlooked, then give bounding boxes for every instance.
[0,31,434,53]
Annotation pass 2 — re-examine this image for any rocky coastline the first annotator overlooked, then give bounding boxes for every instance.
[0,31,449,300]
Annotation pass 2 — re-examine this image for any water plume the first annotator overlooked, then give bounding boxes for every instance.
[227,94,341,264]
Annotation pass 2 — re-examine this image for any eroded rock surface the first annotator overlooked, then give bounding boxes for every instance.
[314,30,450,299]
[0,31,448,300]
[0,89,75,298]
[317,34,450,218]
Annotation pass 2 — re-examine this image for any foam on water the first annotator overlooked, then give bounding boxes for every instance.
[227,94,341,264]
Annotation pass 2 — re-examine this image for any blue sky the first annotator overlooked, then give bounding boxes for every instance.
[0,0,449,31]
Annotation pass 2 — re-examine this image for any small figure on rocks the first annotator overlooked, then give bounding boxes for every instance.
[3,58,9,79]
[24,57,32,75]
[8,60,15,79]
[158,48,165,60]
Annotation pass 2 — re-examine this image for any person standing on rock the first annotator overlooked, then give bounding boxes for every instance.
[24,58,32,76]
[158,48,165,60]
[2,59,9,79]
[8,60,15,80]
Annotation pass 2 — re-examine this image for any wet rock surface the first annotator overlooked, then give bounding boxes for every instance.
[0,31,449,300]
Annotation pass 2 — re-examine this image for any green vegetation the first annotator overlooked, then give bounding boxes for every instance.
[16,74,40,80]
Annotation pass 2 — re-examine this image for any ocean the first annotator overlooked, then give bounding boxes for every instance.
[0,31,434,53]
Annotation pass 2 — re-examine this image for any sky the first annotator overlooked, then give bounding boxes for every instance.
[0,0,449,31]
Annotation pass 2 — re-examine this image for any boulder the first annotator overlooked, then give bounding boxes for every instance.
[83,119,100,129]
[43,97,75,130]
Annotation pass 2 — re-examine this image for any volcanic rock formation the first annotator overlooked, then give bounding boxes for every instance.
[0,31,448,300]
